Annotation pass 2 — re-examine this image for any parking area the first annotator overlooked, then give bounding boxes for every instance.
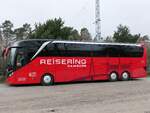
[0,78,150,113]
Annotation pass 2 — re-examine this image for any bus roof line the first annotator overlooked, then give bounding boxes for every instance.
[31,41,52,60]
[53,41,141,47]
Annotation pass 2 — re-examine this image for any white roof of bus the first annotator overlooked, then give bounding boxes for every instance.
[53,41,141,47]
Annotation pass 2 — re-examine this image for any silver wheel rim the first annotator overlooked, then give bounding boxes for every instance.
[122,72,129,80]
[43,75,52,84]
[110,73,117,80]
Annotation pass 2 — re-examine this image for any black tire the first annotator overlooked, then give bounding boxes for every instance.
[121,72,130,81]
[41,74,54,86]
[109,72,118,82]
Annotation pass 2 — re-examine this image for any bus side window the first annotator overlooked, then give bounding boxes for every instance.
[120,46,144,58]
[107,45,120,57]
[120,46,129,57]
[129,46,144,57]
[92,45,108,57]
[46,43,59,56]
[65,43,91,57]
[55,43,66,56]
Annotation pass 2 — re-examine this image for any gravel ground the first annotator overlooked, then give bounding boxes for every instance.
[0,78,150,113]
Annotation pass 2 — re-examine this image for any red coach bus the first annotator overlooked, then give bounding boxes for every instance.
[4,40,147,85]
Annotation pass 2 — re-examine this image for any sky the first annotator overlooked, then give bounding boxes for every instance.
[0,0,150,38]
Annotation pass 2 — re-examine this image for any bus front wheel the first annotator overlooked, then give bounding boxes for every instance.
[109,72,118,82]
[41,74,54,86]
[121,72,130,81]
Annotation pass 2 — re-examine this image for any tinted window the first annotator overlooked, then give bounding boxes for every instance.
[92,44,108,57]
[18,40,49,59]
[129,46,143,57]
[120,46,144,57]
[38,43,90,57]
[65,43,91,57]
[107,45,120,57]
[92,45,120,57]
[38,43,144,58]
[46,43,58,56]
[38,43,57,56]
[55,43,66,56]
[25,47,40,62]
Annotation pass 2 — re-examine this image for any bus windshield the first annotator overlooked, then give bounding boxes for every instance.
[5,48,16,68]
[5,47,28,71]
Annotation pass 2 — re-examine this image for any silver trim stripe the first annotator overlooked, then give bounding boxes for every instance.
[53,41,141,47]
[31,40,142,60]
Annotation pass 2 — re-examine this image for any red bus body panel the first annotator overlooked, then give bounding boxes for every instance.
[7,47,147,85]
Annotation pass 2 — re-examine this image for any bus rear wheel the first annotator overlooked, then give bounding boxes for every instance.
[109,72,118,82]
[41,74,54,86]
[121,72,130,81]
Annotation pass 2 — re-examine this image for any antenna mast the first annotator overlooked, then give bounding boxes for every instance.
[94,0,102,42]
